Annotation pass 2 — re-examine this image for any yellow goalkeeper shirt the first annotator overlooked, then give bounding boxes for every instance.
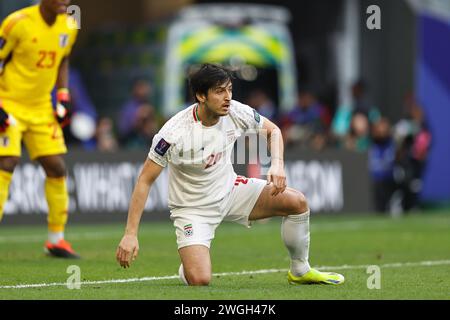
[0,5,78,109]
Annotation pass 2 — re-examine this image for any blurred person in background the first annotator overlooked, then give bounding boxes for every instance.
[342,111,371,152]
[117,77,157,147]
[332,79,381,139]
[369,118,396,213]
[245,89,277,122]
[95,117,119,152]
[0,0,80,258]
[122,103,159,149]
[393,94,432,212]
[281,89,331,150]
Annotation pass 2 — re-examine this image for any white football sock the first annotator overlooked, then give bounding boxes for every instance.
[281,210,311,276]
[178,264,189,286]
[48,231,64,244]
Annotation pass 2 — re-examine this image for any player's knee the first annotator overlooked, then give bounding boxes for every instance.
[39,157,67,177]
[186,273,211,286]
[49,163,66,177]
[0,157,20,173]
[292,192,309,215]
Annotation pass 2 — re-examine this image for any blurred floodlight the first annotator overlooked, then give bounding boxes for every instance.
[238,65,258,81]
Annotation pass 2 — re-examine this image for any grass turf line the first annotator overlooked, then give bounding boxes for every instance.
[0,212,449,299]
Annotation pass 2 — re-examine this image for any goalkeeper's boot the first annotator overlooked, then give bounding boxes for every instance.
[45,239,80,259]
[288,268,344,285]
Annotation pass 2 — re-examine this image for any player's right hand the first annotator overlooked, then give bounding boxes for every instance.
[0,107,10,133]
[116,234,139,268]
[266,164,287,197]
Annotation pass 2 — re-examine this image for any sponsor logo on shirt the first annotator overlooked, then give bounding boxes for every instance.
[155,138,171,156]
[253,109,261,123]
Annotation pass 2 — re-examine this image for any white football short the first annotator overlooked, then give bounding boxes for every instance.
[170,176,267,249]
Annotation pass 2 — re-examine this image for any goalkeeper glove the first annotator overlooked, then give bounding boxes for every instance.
[0,103,10,133]
[55,88,72,128]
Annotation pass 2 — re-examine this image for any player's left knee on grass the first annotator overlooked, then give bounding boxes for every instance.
[185,271,211,286]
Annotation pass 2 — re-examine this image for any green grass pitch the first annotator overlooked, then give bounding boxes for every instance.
[0,211,449,300]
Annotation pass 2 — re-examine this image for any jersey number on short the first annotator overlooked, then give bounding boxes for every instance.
[36,51,57,69]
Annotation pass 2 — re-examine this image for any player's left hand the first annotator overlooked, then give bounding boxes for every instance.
[54,88,72,128]
[267,162,287,196]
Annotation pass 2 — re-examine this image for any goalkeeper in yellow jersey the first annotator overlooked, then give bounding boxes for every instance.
[0,0,80,258]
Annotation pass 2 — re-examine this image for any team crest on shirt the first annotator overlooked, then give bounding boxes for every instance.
[226,129,235,144]
[59,34,69,48]
[0,37,6,50]
[184,224,193,237]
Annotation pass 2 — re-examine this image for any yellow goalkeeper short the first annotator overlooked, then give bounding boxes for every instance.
[0,99,67,160]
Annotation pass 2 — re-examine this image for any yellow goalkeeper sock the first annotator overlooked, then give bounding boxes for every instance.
[45,177,69,233]
[0,170,13,222]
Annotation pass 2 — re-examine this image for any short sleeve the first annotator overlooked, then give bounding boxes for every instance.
[0,13,25,60]
[231,100,265,131]
[147,115,183,167]
[148,133,172,168]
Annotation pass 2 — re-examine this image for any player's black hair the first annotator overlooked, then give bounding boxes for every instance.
[188,63,234,102]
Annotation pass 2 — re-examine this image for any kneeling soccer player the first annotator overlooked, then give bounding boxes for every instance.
[116,63,344,286]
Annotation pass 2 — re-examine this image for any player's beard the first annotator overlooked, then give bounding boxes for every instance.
[205,101,228,117]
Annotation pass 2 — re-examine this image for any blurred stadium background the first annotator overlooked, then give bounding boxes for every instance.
[1,0,448,223]
[0,0,449,300]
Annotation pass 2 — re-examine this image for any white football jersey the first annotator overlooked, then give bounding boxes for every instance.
[148,100,265,209]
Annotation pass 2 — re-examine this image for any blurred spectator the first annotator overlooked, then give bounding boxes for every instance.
[95,117,119,152]
[332,79,381,138]
[393,94,432,212]
[369,118,396,213]
[122,104,159,149]
[281,89,331,150]
[245,89,277,121]
[117,78,152,137]
[342,112,370,152]
[117,78,159,148]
